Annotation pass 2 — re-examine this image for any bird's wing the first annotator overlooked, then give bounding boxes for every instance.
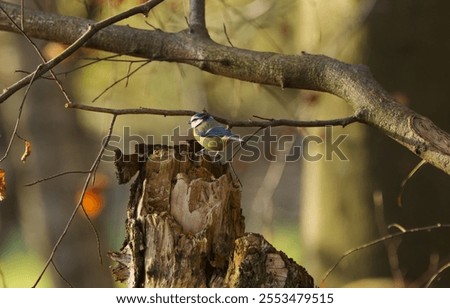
[201,127,243,142]
[201,126,234,137]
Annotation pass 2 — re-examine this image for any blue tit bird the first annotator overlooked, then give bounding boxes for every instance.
[189,113,243,151]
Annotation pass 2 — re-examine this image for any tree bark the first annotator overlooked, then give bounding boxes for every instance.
[109,144,314,287]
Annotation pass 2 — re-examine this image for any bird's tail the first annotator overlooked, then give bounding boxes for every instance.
[228,135,244,143]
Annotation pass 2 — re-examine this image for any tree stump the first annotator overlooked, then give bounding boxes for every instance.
[109,143,314,288]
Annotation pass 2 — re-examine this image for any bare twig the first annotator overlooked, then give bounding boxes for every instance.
[218,0,284,53]
[0,6,73,163]
[65,103,359,128]
[66,103,195,117]
[222,24,234,47]
[144,20,159,30]
[51,260,73,288]
[60,54,125,76]
[397,159,427,207]
[425,262,450,288]
[0,69,37,163]
[204,114,358,128]
[25,171,91,187]
[17,55,149,80]
[32,115,118,287]
[321,223,450,285]
[92,61,151,102]
[0,0,165,104]
[232,127,265,159]
[412,254,440,287]
[19,0,23,30]
[373,190,405,287]
[125,62,133,87]
[0,5,72,104]
[80,197,103,266]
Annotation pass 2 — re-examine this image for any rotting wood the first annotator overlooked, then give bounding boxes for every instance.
[109,143,314,287]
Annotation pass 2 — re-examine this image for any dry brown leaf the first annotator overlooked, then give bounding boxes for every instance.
[0,169,6,201]
[21,140,32,163]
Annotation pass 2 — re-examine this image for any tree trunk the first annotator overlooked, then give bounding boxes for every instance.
[366,0,450,286]
[109,143,314,288]
[297,0,383,286]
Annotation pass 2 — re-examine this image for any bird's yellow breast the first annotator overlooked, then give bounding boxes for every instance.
[197,135,227,151]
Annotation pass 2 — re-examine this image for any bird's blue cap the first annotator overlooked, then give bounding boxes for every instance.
[189,112,211,124]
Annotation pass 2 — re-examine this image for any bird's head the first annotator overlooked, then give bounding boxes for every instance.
[189,113,213,128]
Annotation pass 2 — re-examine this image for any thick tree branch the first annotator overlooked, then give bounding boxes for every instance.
[1,2,450,174]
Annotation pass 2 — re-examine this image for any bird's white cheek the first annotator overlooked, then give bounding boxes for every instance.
[192,120,203,128]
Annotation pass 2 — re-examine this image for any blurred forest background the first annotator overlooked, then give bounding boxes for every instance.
[1,0,450,287]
